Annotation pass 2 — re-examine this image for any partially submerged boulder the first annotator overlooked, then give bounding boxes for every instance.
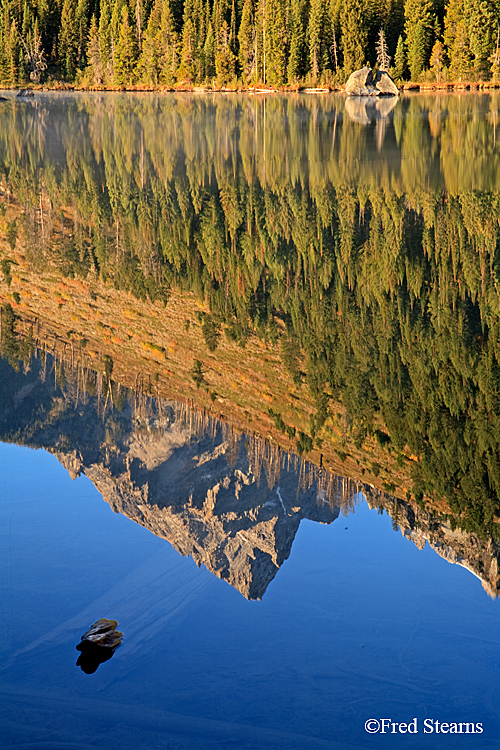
[79,618,123,647]
[76,618,123,674]
[345,67,398,97]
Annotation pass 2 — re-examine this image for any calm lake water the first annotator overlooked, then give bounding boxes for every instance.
[1,91,500,749]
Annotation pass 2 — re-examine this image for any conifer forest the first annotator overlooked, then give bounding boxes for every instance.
[1,0,500,89]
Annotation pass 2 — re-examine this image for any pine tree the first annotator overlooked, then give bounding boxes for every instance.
[266,0,287,85]
[86,14,103,85]
[159,0,178,85]
[114,6,137,85]
[178,16,196,81]
[448,19,472,79]
[392,33,406,79]
[135,0,144,53]
[4,16,21,86]
[429,39,444,81]
[489,25,500,81]
[287,0,306,82]
[203,20,216,80]
[307,0,326,82]
[465,0,497,79]
[404,0,433,80]
[99,0,113,82]
[137,0,160,83]
[238,0,255,82]
[76,0,88,70]
[215,19,236,84]
[59,0,79,79]
[340,0,368,76]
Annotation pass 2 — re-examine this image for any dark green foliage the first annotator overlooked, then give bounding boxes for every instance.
[1,260,12,285]
[6,221,18,250]
[0,305,34,371]
[191,358,206,388]
[202,314,221,352]
[296,430,313,456]
[269,408,286,433]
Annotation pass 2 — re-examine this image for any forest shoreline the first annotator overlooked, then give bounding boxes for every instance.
[3,80,500,95]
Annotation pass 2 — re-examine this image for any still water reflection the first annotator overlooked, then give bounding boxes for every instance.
[1,92,500,748]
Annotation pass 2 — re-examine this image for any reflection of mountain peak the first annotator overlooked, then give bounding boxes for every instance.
[58,430,340,600]
[3,352,500,600]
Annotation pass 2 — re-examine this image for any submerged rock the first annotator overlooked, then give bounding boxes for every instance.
[76,618,122,673]
[79,618,123,647]
[345,67,398,97]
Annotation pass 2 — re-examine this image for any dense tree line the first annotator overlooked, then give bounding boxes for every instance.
[1,0,500,88]
[2,93,500,537]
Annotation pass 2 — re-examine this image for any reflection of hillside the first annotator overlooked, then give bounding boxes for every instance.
[2,92,500,545]
[2,351,500,599]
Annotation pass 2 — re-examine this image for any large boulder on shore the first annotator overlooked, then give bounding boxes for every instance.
[345,67,378,96]
[373,70,399,95]
[345,67,398,97]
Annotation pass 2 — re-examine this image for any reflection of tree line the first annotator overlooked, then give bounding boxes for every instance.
[0,343,356,512]
[2,94,500,538]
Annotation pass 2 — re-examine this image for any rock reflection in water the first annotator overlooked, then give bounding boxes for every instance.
[344,95,398,123]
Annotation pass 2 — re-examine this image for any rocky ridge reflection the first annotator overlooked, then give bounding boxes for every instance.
[1,352,499,599]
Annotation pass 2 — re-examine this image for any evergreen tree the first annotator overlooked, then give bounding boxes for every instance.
[489,26,500,81]
[76,0,88,70]
[465,0,497,79]
[99,0,113,82]
[287,0,306,82]
[404,0,433,80]
[203,20,216,80]
[266,0,288,85]
[238,0,256,82]
[307,0,326,82]
[137,0,161,83]
[215,19,236,83]
[114,6,137,84]
[86,14,103,85]
[429,39,444,80]
[178,15,196,81]
[448,19,472,79]
[6,17,21,85]
[340,0,368,76]
[392,33,406,79]
[59,0,79,78]
[159,0,178,85]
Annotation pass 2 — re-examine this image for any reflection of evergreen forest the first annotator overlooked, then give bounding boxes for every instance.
[2,93,500,539]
